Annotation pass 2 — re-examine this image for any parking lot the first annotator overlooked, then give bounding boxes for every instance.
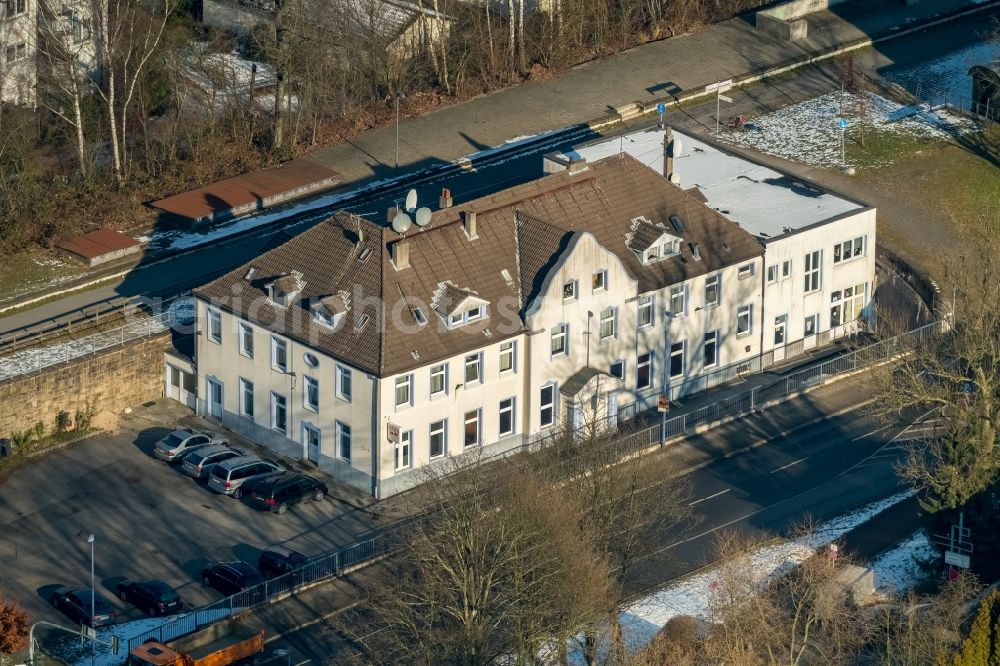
[0,400,381,627]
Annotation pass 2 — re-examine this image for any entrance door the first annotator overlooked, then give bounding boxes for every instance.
[303,424,321,464]
[773,315,788,363]
[166,364,182,402]
[207,379,223,419]
[606,393,619,432]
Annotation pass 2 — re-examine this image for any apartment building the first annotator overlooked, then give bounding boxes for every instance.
[1,0,37,105]
[192,153,765,496]
[563,127,877,366]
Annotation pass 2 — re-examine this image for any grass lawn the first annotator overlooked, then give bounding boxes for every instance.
[0,248,90,303]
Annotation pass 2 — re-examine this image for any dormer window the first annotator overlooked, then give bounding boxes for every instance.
[431,281,490,330]
[627,218,683,266]
[266,271,305,308]
[311,292,350,329]
[466,306,482,321]
[645,247,660,263]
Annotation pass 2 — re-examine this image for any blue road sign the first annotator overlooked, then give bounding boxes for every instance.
[838,118,848,129]
[656,103,667,115]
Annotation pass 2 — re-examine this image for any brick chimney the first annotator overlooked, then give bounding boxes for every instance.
[391,240,410,269]
[439,188,453,209]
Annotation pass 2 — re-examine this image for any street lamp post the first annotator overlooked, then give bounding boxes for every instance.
[394,91,406,174]
[87,533,95,666]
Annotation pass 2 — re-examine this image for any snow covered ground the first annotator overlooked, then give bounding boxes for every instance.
[568,489,916,662]
[719,91,976,169]
[868,529,936,594]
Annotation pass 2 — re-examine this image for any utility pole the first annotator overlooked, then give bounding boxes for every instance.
[88,533,95,666]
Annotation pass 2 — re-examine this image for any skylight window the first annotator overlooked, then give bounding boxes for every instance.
[354,314,370,331]
[413,307,427,326]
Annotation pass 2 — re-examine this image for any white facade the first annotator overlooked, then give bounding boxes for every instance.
[1,0,37,105]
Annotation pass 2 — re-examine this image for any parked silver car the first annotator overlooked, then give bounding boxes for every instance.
[181,445,249,479]
[207,456,283,498]
[153,429,227,463]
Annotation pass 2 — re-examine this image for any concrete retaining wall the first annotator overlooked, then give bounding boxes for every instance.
[759,0,851,21]
[0,331,171,437]
[756,13,808,41]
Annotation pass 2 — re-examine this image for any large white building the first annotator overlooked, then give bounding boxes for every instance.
[1,0,37,105]
[191,153,769,496]
[560,127,877,366]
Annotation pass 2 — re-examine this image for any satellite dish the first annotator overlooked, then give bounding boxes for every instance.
[404,189,418,212]
[415,207,432,227]
[391,211,413,235]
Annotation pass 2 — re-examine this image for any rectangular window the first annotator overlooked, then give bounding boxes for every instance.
[804,314,818,336]
[705,275,720,307]
[303,375,319,412]
[466,306,482,321]
[499,397,515,437]
[804,250,822,292]
[239,378,254,418]
[336,421,351,461]
[464,409,481,447]
[430,363,447,396]
[395,430,411,470]
[704,331,719,368]
[736,304,753,336]
[464,353,482,384]
[830,284,865,326]
[766,265,778,284]
[270,392,287,434]
[395,375,411,407]
[610,359,625,380]
[562,280,577,300]
[782,259,792,279]
[207,309,222,343]
[774,314,787,345]
[669,286,686,315]
[669,341,684,378]
[592,270,607,292]
[551,323,568,356]
[430,420,446,458]
[540,384,556,428]
[336,365,352,402]
[637,352,652,389]
[638,296,653,327]
[738,263,754,280]
[239,323,254,358]
[833,236,866,263]
[271,336,288,372]
[499,341,515,374]
[599,307,616,340]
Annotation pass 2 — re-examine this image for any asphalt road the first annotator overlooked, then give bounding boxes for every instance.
[0,7,995,337]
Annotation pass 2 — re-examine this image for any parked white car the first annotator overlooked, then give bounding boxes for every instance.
[154,429,227,463]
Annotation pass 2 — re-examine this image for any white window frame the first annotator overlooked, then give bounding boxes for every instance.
[562,280,578,301]
[207,309,222,344]
[551,323,568,357]
[336,420,351,461]
[669,286,686,315]
[637,296,654,328]
[637,352,653,390]
[430,363,448,397]
[303,375,319,413]
[395,430,411,471]
[271,336,288,373]
[599,307,617,340]
[540,383,557,429]
[774,314,787,346]
[610,359,625,380]
[738,263,754,280]
[805,250,822,293]
[782,259,792,279]
[705,275,720,307]
[499,341,516,375]
[833,236,866,264]
[239,378,254,418]
[464,353,482,384]
[429,419,447,459]
[238,323,254,359]
[804,314,818,337]
[270,392,287,434]
[704,331,719,369]
[736,304,753,337]
[766,264,779,284]
[464,409,482,447]
[394,375,412,408]
[669,340,685,379]
[592,270,607,292]
[499,397,515,437]
[336,365,352,402]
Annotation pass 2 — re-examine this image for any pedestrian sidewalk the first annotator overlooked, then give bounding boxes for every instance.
[306,0,991,184]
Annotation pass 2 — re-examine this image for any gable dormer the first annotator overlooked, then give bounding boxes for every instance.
[311,291,350,329]
[625,217,682,265]
[431,282,490,329]
[266,270,306,307]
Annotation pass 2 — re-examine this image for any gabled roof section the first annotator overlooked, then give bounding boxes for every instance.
[514,210,574,311]
[431,282,486,318]
[314,291,351,317]
[625,217,679,253]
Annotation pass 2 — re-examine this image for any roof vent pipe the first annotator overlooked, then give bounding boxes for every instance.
[463,211,478,240]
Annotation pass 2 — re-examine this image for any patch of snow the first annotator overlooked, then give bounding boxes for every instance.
[133,235,151,244]
[566,489,916,663]
[32,258,67,267]
[868,529,936,594]
[717,91,976,169]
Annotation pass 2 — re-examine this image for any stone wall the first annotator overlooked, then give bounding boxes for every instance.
[0,331,171,437]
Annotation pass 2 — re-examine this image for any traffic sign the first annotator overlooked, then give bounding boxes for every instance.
[945,551,970,568]
[658,395,670,413]
[718,94,733,104]
[706,79,733,93]
[656,102,666,115]
[838,118,848,129]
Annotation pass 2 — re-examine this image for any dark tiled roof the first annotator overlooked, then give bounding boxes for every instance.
[194,153,763,376]
[626,218,670,252]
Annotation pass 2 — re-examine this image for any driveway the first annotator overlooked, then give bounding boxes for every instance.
[0,400,381,626]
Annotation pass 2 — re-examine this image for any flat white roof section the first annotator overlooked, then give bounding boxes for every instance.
[561,128,864,240]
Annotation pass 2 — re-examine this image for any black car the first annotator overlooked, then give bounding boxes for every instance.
[51,586,117,627]
[258,545,311,580]
[116,579,183,616]
[201,562,265,598]
[249,472,328,514]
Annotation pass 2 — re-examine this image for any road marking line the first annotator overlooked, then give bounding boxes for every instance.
[852,425,891,441]
[770,457,809,474]
[688,488,730,506]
